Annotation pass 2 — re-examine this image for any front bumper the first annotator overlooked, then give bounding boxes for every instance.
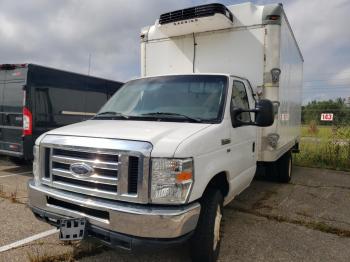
[31,206,194,251]
[28,180,200,240]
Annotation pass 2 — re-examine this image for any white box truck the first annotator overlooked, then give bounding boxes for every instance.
[28,2,303,261]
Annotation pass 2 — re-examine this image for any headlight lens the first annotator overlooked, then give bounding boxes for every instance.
[151,158,193,204]
[33,145,40,184]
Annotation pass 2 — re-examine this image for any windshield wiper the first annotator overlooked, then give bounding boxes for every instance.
[94,111,129,119]
[141,112,202,123]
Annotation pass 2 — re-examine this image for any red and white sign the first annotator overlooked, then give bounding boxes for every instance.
[320,113,333,121]
[12,71,21,77]
[280,113,289,121]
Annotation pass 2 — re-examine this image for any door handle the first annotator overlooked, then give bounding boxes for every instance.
[5,114,10,123]
[221,138,231,145]
[252,142,255,152]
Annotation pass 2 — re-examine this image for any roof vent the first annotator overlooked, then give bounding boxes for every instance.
[158,3,234,37]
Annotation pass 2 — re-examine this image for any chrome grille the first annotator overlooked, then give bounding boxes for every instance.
[51,149,119,185]
[39,135,152,204]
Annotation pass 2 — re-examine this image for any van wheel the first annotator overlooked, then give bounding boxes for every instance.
[276,151,292,183]
[9,157,29,166]
[190,189,223,262]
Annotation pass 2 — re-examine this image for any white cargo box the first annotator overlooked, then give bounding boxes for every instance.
[140,2,303,162]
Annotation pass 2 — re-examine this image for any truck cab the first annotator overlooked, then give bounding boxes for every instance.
[28,73,273,260]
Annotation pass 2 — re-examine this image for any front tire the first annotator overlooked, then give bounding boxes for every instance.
[190,189,223,262]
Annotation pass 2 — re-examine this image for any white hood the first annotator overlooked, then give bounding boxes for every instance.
[45,120,211,157]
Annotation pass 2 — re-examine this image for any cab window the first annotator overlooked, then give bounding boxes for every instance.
[231,81,251,122]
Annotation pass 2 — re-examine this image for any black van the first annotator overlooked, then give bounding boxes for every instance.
[0,63,123,160]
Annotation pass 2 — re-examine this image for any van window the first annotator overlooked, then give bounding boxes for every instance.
[231,81,251,122]
[3,81,23,113]
[35,88,53,125]
[84,90,108,114]
[34,86,85,127]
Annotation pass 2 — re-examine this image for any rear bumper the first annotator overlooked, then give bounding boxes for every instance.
[0,136,34,159]
[28,179,200,242]
[0,148,23,157]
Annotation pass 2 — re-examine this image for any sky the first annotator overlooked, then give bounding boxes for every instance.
[1,0,349,104]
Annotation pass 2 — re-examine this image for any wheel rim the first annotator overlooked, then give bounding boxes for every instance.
[213,205,222,251]
[288,157,292,178]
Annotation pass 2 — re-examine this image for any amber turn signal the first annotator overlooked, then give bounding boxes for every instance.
[176,171,193,182]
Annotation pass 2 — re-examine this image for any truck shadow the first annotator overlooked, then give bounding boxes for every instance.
[0,156,32,174]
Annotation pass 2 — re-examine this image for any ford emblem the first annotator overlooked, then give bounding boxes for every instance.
[70,163,94,178]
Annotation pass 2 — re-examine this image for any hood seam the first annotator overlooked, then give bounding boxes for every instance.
[172,124,213,157]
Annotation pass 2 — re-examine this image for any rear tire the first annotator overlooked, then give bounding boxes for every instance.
[190,189,223,262]
[276,150,293,183]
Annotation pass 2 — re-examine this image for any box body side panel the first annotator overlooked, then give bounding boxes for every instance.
[259,15,303,161]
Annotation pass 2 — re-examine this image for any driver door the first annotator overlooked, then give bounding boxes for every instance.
[228,79,257,194]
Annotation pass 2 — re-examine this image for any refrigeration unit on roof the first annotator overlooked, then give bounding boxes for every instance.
[157,3,234,37]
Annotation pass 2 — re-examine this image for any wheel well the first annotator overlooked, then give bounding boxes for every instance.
[205,172,229,197]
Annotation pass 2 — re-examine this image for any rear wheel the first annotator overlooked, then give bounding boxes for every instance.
[276,150,293,183]
[190,189,223,262]
[265,150,293,183]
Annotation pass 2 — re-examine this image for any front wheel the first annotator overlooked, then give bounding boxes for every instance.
[190,189,223,262]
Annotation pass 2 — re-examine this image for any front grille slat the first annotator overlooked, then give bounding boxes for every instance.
[52,168,118,186]
[53,148,118,162]
[53,175,118,193]
[52,162,118,179]
[52,155,119,171]
[52,176,119,200]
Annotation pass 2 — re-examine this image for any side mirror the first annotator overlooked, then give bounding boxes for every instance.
[254,99,274,127]
[231,99,274,127]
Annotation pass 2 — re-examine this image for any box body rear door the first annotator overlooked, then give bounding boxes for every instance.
[0,66,27,156]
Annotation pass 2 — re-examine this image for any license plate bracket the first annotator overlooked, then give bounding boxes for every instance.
[59,218,86,241]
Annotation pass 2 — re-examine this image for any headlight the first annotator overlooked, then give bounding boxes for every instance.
[33,145,40,184]
[151,158,193,204]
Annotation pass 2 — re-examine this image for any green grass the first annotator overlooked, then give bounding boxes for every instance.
[295,126,350,171]
[301,125,333,139]
[295,140,350,171]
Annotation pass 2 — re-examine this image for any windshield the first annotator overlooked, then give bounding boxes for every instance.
[97,75,228,123]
